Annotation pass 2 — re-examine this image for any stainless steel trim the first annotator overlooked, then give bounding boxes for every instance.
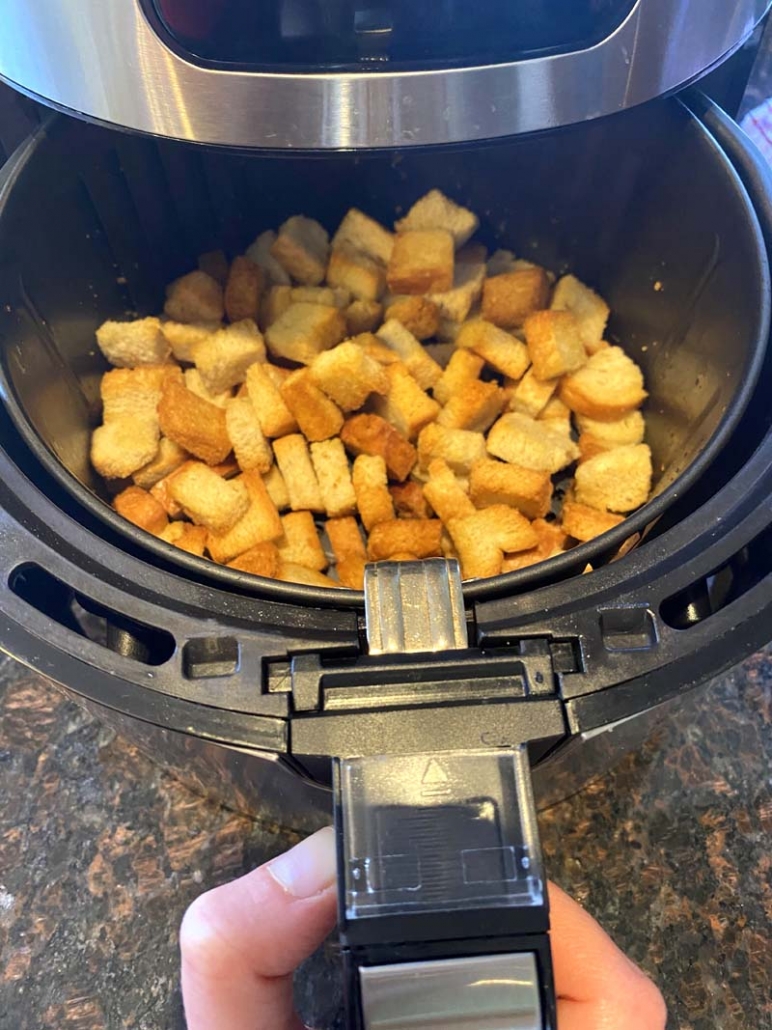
[0,0,768,148]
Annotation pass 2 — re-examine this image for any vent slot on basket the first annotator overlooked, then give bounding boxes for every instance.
[9,563,175,666]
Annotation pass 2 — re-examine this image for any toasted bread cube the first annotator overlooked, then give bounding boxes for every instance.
[265,302,346,365]
[487,412,579,473]
[340,413,417,482]
[352,454,394,531]
[327,242,386,302]
[246,230,291,286]
[336,555,366,590]
[263,463,290,511]
[560,346,647,421]
[396,190,478,248]
[574,444,652,513]
[575,410,645,447]
[384,296,440,340]
[277,563,337,588]
[436,379,505,433]
[276,511,327,572]
[245,363,298,438]
[376,320,442,389]
[96,317,170,368]
[333,208,394,264]
[192,318,266,394]
[165,270,224,324]
[161,321,218,363]
[423,459,475,522]
[327,516,367,561]
[133,437,188,490]
[291,285,350,308]
[538,396,572,436]
[578,433,611,462]
[372,363,441,441]
[225,396,273,473]
[158,379,232,465]
[345,299,383,336]
[150,470,184,518]
[167,463,249,534]
[428,259,486,324]
[508,368,558,418]
[417,423,487,476]
[183,367,232,409]
[271,215,329,286]
[367,519,443,561]
[469,458,551,519]
[100,364,178,424]
[113,485,168,535]
[448,505,538,579]
[390,481,433,519]
[273,434,324,513]
[433,350,484,407]
[501,516,568,569]
[562,501,625,542]
[198,249,229,286]
[551,275,609,354]
[456,319,529,379]
[224,256,264,324]
[387,230,454,295]
[259,284,294,332]
[91,418,159,479]
[482,268,550,329]
[280,368,343,442]
[524,309,587,380]
[310,438,357,517]
[158,521,208,556]
[349,332,398,366]
[310,341,389,411]
[206,470,283,562]
[227,541,281,577]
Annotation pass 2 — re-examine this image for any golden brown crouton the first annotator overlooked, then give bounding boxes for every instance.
[352,454,394,531]
[273,434,325,513]
[224,256,264,323]
[559,346,647,420]
[469,458,551,519]
[390,481,433,520]
[456,319,530,381]
[350,332,400,366]
[245,363,298,438]
[263,463,290,511]
[562,501,625,541]
[227,541,282,577]
[333,208,394,264]
[113,485,168,535]
[487,413,579,473]
[327,242,386,302]
[192,318,265,394]
[500,515,567,572]
[523,309,587,380]
[428,259,486,325]
[100,364,178,423]
[310,438,357,517]
[259,284,294,332]
[481,268,550,329]
[345,299,384,336]
[387,230,454,295]
[550,275,609,354]
[265,302,346,365]
[578,434,611,462]
[376,319,442,389]
[336,556,367,590]
[91,419,160,480]
[164,270,224,324]
[225,396,273,473]
[507,368,558,418]
[96,317,170,368]
[575,410,646,447]
[206,470,283,562]
[277,563,337,588]
[277,511,327,571]
[161,321,218,363]
[395,190,479,248]
[168,462,249,534]
[433,350,484,407]
[158,521,209,556]
[436,379,506,434]
[270,215,330,286]
[574,444,652,513]
[340,413,417,482]
[310,341,389,411]
[417,423,487,476]
[327,516,367,561]
[290,286,350,308]
[280,368,344,442]
[423,459,475,523]
[149,470,184,518]
[371,363,441,441]
[448,505,538,579]
[246,230,291,286]
[198,249,230,286]
[133,437,188,490]
[384,296,440,340]
[158,379,232,465]
[367,519,443,561]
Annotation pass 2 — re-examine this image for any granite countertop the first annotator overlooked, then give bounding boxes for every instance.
[0,646,770,1030]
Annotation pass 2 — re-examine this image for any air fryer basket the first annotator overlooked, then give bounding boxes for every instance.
[0,96,767,605]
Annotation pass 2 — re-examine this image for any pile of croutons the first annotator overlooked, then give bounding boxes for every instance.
[90,189,652,588]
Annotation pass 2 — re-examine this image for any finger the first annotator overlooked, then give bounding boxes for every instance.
[548,882,667,1030]
[180,826,338,1030]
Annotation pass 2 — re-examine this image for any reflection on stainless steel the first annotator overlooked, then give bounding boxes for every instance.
[0,0,768,148]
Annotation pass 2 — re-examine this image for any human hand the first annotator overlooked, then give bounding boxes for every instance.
[180,827,666,1029]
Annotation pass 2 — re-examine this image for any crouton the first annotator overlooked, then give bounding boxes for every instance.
[158,521,208,556]
[96,317,170,368]
[384,296,440,340]
[482,268,550,329]
[575,410,646,447]
[395,189,479,248]
[448,505,538,579]
[271,215,330,286]
[246,230,291,286]
[387,230,454,295]
[291,286,350,308]
[417,423,487,476]
[245,363,298,438]
[133,437,188,490]
[280,368,344,442]
[206,470,283,562]
[390,481,433,519]
[428,259,486,324]
[273,434,324,512]
[224,256,264,323]
[150,471,184,519]
[225,396,273,473]
[562,501,625,542]
[277,563,337,588]
[336,556,367,590]
[423,459,475,522]
[433,350,484,406]
[551,275,609,353]
[259,284,294,331]
[327,242,386,302]
[265,302,346,365]
[376,320,442,389]
[367,519,443,561]
[487,412,579,473]
[113,485,168,535]
[578,433,611,462]
[437,379,505,433]
[158,379,232,465]
[348,332,397,366]
[459,326,530,388]
[161,321,217,363]
[192,318,266,394]
[523,309,587,380]
[228,541,282,577]
[91,419,160,479]
[500,516,567,572]
[507,367,558,418]
[310,341,389,411]
[345,299,383,336]
[371,363,441,440]
[310,438,357,517]
[469,458,551,519]
[559,346,647,420]
[165,270,224,324]
[331,207,394,265]
[327,516,367,562]
[183,367,232,409]
[276,511,327,571]
[100,364,178,423]
[538,396,572,436]
[198,249,229,286]
[352,454,394,531]
[263,463,290,511]
[340,413,417,482]
[574,444,652,513]
[168,462,249,533]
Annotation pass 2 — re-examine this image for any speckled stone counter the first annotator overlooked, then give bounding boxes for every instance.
[0,646,771,1030]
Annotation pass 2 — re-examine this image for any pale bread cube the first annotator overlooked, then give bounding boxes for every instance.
[423,459,475,522]
[96,317,170,368]
[538,397,572,437]
[384,296,440,340]
[352,454,394,531]
[100,364,178,424]
[280,368,344,442]
[273,434,324,513]
[469,458,551,519]
[433,350,484,407]
[428,259,486,324]
[333,208,394,264]
[206,471,283,562]
[192,318,265,394]
[164,270,224,324]
[327,242,386,302]
[371,363,441,440]
[560,346,647,420]
[168,463,249,534]
[551,275,610,354]
[161,321,218,363]
[508,368,558,418]
[417,423,487,476]
[310,341,389,411]
[246,230,291,286]
[263,463,291,511]
[456,319,530,380]
[387,230,454,295]
[376,319,442,389]
[340,413,417,482]
[133,437,188,490]
[270,215,330,286]
[310,438,357,517]
[113,485,168,535]
[225,396,273,473]
[184,368,232,409]
[524,309,587,380]
[562,501,625,542]
[245,363,298,438]
[158,379,232,465]
[277,511,327,571]
[575,410,645,447]
[482,268,550,329]
[574,444,652,513]
[487,412,579,473]
[265,302,346,365]
[395,189,479,248]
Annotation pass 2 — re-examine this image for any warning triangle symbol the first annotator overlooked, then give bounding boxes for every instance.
[422,759,449,785]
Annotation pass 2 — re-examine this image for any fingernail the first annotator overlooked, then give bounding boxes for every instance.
[267,826,337,898]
